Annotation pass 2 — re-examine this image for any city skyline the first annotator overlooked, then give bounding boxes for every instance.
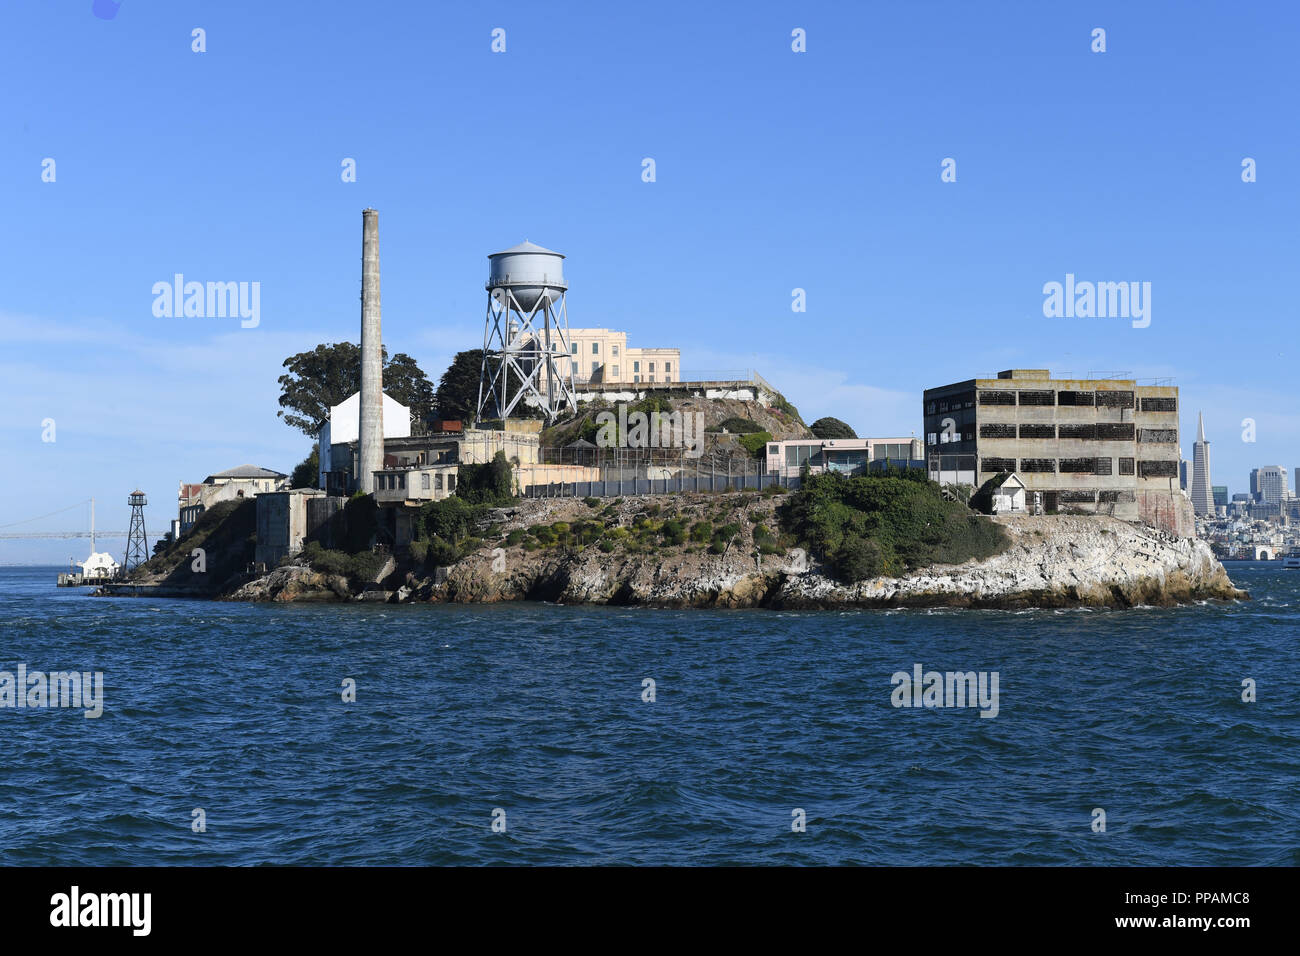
[3,1,1299,561]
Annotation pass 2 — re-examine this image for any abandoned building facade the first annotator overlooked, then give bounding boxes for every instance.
[923,369,1191,535]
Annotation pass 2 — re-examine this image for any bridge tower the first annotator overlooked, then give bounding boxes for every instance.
[123,490,149,571]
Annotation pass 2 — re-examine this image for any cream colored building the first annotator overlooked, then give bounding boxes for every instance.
[526,328,680,386]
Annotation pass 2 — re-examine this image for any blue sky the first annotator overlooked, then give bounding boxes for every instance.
[2,0,1297,562]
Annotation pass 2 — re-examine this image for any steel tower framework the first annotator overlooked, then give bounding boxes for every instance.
[477,285,579,424]
[123,490,149,571]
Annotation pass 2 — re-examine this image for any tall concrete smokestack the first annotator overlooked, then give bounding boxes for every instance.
[358,208,384,494]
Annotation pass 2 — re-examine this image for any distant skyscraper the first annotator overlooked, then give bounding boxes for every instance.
[1179,458,1190,491]
[1250,465,1288,505]
[1212,486,1228,508]
[1189,412,1213,515]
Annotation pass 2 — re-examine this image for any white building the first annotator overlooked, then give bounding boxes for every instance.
[764,437,924,480]
[318,391,413,488]
[78,551,120,580]
[988,472,1028,514]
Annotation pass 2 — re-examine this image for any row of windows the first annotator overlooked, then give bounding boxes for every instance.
[566,342,674,376]
[927,393,1177,414]
[570,342,622,357]
[979,457,1176,476]
[779,444,915,467]
[957,423,1173,442]
[377,471,456,492]
[953,390,1147,409]
[931,394,977,414]
[553,358,670,377]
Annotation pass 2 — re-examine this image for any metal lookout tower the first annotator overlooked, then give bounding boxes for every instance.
[477,240,579,423]
[123,489,149,572]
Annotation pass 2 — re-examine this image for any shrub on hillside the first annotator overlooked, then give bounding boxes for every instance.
[810,417,857,439]
[739,431,773,457]
[778,471,1008,583]
[707,416,762,434]
[660,519,687,546]
[689,520,713,543]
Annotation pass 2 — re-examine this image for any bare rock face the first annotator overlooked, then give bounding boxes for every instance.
[425,514,1244,610]
[227,565,347,603]
[770,515,1245,609]
[226,499,1245,611]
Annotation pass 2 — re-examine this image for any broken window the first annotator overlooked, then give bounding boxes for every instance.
[1019,424,1055,439]
[1096,390,1134,408]
[1139,397,1177,412]
[980,457,1016,473]
[1057,390,1094,406]
[1097,423,1136,440]
[1059,490,1097,503]
[1017,390,1055,406]
[979,424,1016,439]
[978,390,1016,405]
[1059,458,1097,473]
[1059,424,1097,440]
[1138,460,1178,478]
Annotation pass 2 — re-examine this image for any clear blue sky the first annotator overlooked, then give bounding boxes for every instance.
[2,1,1296,562]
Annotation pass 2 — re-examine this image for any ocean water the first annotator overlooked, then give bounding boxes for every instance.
[0,563,1295,866]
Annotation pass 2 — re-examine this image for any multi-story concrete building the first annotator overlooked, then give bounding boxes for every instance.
[1249,465,1288,505]
[764,437,923,480]
[922,369,1189,534]
[526,328,680,387]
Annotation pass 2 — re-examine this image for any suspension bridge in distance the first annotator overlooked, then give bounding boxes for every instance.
[0,498,163,541]
[0,531,131,540]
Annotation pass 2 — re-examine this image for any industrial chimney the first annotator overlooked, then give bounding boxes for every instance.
[358,208,384,494]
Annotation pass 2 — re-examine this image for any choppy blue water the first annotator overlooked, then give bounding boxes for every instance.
[0,563,1296,865]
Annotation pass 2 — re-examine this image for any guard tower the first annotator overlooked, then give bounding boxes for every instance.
[123,489,149,572]
[477,240,579,423]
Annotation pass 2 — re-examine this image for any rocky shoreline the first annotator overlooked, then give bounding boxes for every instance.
[218,504,1245,610]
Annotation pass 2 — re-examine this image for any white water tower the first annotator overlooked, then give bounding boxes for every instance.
[477,240,579,423]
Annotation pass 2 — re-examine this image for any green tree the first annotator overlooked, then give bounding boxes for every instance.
[382,353,436,429]
[456,451,515,505]
[436,349,483,423]
[290,445,320,489]
[277,342,436,437]
[439,349,546,423]
[810,416,858,439]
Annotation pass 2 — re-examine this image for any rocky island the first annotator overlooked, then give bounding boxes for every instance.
[106,473,1246,610]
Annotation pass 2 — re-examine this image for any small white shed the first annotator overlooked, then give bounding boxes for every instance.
[989,472,1027,515]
